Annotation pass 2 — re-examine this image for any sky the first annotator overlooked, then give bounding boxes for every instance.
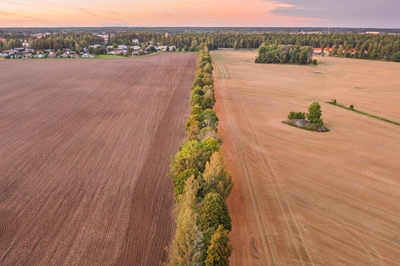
[1,0,399,28]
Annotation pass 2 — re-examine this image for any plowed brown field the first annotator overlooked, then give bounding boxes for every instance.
[0,53,195,266]
[213,50,400,265]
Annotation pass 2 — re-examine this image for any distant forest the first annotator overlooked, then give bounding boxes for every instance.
[1,27,400,61]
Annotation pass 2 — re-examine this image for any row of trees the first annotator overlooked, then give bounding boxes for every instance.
[255,45,314,65]
[168,45,234,265]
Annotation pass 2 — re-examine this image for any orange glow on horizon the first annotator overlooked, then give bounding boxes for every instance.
[0,0,322,27]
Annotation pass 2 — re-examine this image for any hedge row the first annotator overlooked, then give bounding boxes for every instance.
[167,44,233,266]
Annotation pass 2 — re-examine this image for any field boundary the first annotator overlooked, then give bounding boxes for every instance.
[327,102,400,126]
[167,45,233,265]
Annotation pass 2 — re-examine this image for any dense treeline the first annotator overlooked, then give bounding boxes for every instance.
[29,33,103,51]
[0,33,103,51]
[2,29,400,61]
[168,44,234,265]
[255,45,314,64]
[109,32,400,61]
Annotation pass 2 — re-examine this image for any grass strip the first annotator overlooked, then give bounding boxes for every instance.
[327,102,400,126]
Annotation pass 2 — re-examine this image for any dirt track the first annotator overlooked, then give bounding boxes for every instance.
[213,50,400,265]
[0,53,195,265]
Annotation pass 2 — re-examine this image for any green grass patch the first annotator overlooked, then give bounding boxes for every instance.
[327,102,400,126]
[95,54,125,59]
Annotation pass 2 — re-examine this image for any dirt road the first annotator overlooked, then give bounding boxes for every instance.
[0,53,195,265]
[213,50,400,265]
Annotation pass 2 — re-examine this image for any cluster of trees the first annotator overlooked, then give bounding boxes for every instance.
[168,45,234,266]
[255,45,314,65]
[288,102,324,125]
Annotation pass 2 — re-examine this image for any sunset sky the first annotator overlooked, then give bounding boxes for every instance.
[1,0,399,28]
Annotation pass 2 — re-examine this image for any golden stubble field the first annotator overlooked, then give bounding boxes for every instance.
[212,50,400,265]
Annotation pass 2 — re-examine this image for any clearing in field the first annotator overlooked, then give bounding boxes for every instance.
[0,53,196,265]
[212,50,400,265]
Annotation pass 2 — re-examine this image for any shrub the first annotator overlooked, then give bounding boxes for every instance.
[312,59,318,65]
[393,51,400,62]
[331,99,337,105]
[288,111,305,120]
[349,104,354,110]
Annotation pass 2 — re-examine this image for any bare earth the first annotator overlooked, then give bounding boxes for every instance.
[0,53,195,266]
[213,50,400,265]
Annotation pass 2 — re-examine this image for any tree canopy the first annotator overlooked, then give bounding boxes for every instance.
[256,45,313,65]
[307,102,323,125]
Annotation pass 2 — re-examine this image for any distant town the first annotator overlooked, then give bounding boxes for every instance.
[0,32,177,59]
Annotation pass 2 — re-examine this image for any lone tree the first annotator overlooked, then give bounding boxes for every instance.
[307,102,323,125]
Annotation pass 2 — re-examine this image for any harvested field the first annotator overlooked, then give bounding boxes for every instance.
[212,50,400,265]
[0,53,196,265]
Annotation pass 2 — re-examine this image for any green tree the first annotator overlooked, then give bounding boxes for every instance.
[393,51,400,62]
[307,102,323,125]
[205,225,232,266]
[171,138,220,177]
[203,152,233,200]
[148,45,157,53]
[288,111,305,120]
[197,193,232,232]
